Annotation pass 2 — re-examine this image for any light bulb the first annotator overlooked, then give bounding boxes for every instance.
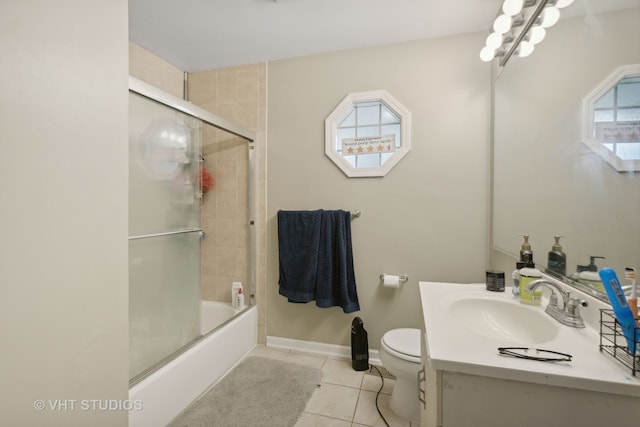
[480,46,496,62]
[493,14,512,34]
[528,26,546,44]
[486,32,503,49]
[502,0,524,16]
[517,40,535,57]
[540,7,560,28]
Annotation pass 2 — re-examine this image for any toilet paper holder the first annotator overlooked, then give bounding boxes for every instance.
[380,273,409,283]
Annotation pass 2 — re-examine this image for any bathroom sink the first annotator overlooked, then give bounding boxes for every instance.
[449,297,559,344]
[419,281,640,400]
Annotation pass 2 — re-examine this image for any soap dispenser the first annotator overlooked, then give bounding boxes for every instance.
[547,236,566,277]
[520,235,533,264]
[513,235,534,297]
[576,256,605,292]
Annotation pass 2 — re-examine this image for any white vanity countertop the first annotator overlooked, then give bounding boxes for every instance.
[419,281,640,398]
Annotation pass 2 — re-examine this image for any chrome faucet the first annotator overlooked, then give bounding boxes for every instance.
[525,279,588,328]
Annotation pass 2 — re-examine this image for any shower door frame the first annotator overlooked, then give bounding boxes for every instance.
[128,76,256,382]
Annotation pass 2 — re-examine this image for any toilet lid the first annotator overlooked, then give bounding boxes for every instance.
[381,328,421,359]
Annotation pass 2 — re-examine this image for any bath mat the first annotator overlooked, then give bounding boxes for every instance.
[168,355,322,427]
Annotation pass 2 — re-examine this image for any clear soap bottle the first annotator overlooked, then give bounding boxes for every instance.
[512,261,525,297]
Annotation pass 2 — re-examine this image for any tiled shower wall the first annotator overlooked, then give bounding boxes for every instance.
[198,125,249,301]
[130,43,267,344]
[188,65,267,343]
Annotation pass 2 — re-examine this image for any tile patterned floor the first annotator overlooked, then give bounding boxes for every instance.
[250,346,419,427]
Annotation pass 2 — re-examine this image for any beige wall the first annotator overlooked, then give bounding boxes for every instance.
[129,42,184,99]
[1,1,129,426]
[267,34,492,348]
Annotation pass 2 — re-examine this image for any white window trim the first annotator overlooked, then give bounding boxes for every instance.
[582,64,640,172]
[325,90,411,178]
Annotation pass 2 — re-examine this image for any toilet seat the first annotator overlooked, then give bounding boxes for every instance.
[381,328,421,363]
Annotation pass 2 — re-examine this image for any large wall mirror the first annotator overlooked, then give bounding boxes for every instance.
[493,0,640,302]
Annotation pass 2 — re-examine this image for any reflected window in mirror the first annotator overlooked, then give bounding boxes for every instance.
[325,90,411,177]
[583,64,640,172]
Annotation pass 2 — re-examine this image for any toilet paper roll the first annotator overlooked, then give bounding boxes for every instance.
[383,274,401,288]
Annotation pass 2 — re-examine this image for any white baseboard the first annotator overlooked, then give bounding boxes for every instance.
[266,335,381,366]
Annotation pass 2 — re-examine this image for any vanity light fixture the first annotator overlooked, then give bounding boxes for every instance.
[517,40,535,57]
[538,6,561,28]
[480,0,574,66]
[502,0,536,16]
[528,25,546,44]
[493,13,524,34]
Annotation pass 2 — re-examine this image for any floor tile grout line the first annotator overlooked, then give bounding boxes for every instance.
[353,387,363,424]
[320,381,364,390]
[301,410,356,425]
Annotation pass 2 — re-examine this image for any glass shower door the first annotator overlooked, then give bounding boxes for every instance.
[128,92,202,381]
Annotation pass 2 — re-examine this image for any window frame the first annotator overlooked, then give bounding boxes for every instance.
[582,64,640,172]
[325,90,411,177]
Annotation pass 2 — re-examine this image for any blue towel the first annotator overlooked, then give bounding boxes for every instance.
[277,209,360,313]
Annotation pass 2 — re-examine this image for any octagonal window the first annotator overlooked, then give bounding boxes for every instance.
[325,90,411,177]
[583,64,640,172]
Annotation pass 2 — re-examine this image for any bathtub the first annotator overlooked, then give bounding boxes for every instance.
[129,301,257,427]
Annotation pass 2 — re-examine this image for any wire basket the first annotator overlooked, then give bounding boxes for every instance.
[599,309,640,376]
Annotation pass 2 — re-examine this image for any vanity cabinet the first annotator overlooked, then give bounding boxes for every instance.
[421,367,640,427]
[419,281,640,427]
[420,331,440,427]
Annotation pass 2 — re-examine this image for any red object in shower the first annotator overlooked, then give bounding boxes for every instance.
[201,166,214,193]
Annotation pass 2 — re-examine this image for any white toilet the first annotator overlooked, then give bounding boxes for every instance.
[379,328,421,420]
